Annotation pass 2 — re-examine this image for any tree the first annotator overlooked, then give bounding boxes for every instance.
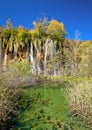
[47,19,66,40]
[33,17,49,37]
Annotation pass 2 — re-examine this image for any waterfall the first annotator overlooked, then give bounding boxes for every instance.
[3,54,7,66]
[30,39,57,76]
[52,41,57,76]
[50,40,54,58]
[30,42,36,74]
[50,40,56,75]
[44,39,57,76]
[3,54,7,71]
[44,39,48,75]
[36,50,41,74]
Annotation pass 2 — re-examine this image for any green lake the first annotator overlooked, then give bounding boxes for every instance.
[13,83,91,130]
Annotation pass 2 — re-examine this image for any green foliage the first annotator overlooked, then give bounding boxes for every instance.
[20,31,31,43]
[29,29,40,39]
[3,29,11,41]
[0,26,4,38]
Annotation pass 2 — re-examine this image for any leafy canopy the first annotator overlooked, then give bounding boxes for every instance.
[47,19,66,40]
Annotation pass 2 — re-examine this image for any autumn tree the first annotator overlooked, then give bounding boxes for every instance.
[33,17,49,37]
[47,19,66,40]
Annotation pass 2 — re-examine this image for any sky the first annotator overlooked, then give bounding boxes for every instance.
[0,0,92,40]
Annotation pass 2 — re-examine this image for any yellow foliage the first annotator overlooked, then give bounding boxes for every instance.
[16,28,26,39]
[17,26,25,33]
[32,19,66,39]
[29,29,39,39]
[47,19,65,38]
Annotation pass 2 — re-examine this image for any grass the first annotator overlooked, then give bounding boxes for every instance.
[66,81,92,129]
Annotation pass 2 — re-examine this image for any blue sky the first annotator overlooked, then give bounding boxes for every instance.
[0,0,92,40]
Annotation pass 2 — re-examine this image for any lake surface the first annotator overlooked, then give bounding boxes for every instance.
[14,83,90,130]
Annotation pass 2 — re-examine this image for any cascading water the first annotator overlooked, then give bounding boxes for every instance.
[30,39,57,76]
[36,50,41,75]
[49,40,57,75]
[44,39,57,76]
[30,42,36,74]
[49,40,54,58]
[44,39,49,75]
[3,54,7,66]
